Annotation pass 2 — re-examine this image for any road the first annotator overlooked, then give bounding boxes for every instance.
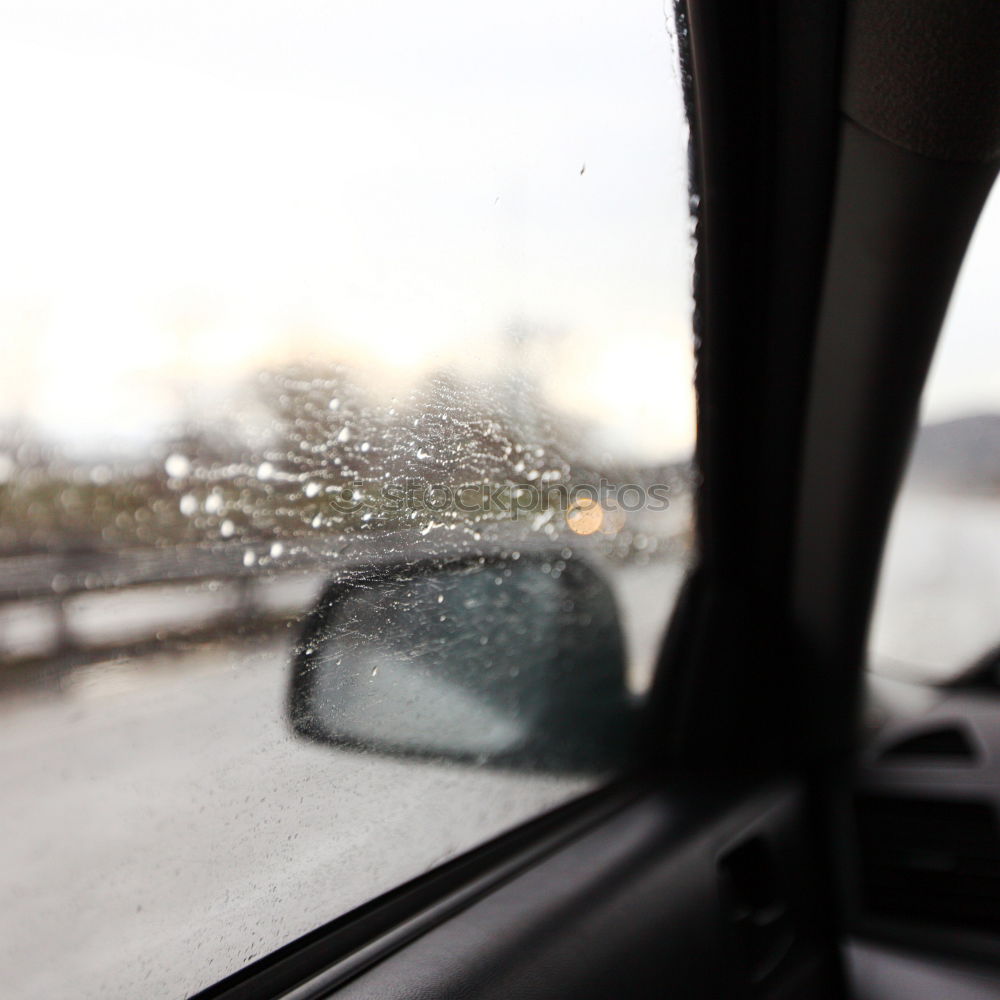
[0,554,683,999]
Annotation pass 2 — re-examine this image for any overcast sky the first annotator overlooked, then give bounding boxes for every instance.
[923,179,1000,423]
[0,0,695,464]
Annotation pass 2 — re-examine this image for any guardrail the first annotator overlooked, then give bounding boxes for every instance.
[0,520,690,680]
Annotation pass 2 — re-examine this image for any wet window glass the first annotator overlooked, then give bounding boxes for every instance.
[0,2,696,995]
[870,179,1000,686]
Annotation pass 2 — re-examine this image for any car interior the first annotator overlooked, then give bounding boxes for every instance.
[2,0,1000,997]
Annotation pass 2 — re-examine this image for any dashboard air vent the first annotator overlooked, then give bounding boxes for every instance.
[878,725,978,764]
[856,795,1000,934]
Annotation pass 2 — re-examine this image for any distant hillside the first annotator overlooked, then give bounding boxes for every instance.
[908,413,1000,493]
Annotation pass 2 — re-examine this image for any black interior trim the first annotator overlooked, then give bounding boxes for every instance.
[655,0,844,773]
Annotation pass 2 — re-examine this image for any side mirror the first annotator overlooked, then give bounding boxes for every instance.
[288,552,636,772]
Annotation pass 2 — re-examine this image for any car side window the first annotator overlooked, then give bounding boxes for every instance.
[0,3,695,996]
[869,179,1000,686]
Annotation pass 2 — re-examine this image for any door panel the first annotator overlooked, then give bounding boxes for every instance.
[291,780,841,1000]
